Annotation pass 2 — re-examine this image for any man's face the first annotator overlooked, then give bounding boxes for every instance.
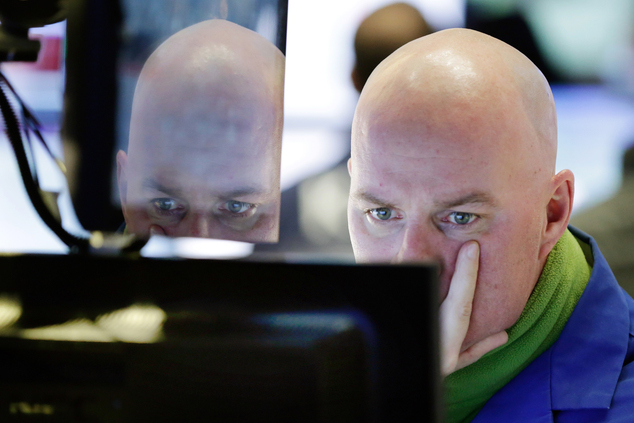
[348,101,547,348]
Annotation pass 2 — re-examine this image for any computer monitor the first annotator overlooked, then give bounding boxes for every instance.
[0,254,441,422]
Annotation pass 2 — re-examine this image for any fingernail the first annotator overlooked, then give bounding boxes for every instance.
[467,242,479,259]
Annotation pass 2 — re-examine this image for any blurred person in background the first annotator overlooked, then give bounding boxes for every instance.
[571,144,634,295]
[351,3,433,91]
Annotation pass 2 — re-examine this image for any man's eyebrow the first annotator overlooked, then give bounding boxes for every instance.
[218,186,269,199]
[144,179,271,199]
[142,178,185,198]
[351,191,397,208]
[436,193,497,209]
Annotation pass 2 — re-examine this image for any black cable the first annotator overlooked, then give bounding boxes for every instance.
[0,71,60,170]
[0,80,89,253]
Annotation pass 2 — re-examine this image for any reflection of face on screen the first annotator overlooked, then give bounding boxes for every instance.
[116,19,284,243]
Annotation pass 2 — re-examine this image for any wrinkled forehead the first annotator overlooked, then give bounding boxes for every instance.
[354,123,507,182]
[350,99,542,204]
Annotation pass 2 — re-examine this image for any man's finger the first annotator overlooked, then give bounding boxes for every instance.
[150,225,166,236]
[440,241,480,376]
[455,330,509,372]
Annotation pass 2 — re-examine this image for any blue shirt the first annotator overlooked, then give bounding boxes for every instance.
[473,226,634,422]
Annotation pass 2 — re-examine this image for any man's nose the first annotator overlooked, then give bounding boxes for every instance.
[392,223,440,264]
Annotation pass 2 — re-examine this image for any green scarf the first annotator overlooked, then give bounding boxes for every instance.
[444,229,592,423]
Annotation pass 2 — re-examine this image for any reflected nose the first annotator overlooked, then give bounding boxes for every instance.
[187,211,210,238]
[392,223,440,264]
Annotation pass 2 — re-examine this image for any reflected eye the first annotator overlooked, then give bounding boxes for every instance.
[153,198,179,211]
[148,197,186,221]
[225,200,254,214]
[369,208,394,221]
[447,212,477,225]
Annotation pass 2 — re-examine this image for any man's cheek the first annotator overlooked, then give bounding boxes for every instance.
[355,236,395,263]
[350,222,398,263]
[469,238,513,308]
[349,215,371,255]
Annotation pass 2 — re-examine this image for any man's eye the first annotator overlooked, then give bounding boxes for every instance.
[369,207,394,221]
[225,201,254,214]
[448,212,477,225]
[153,198,179,211]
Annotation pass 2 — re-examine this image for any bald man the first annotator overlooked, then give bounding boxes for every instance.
[117,20,284,243]
[348,29,634,422]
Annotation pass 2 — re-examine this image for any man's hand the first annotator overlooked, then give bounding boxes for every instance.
[440,241,508,377]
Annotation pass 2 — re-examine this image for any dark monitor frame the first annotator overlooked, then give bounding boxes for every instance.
[0,254,441,422]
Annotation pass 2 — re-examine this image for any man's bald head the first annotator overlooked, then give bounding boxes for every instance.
[355,28,557,186]
[348,29,573,349]
[118,20,285,242]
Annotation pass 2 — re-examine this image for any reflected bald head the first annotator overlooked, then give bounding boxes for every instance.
[118,20,284,243]
[128,19,285,170]
[353,28,557,189]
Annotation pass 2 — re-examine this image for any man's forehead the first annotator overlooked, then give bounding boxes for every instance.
[134,82,276,127]
[132,142,276,173]
[129,101,280,156]
[354,128,490,171]
[350,134,511,207]
[141,175,276,199]
[351,86,532,186]
[128,156,279,200]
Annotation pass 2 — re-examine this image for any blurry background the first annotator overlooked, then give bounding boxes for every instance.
[2,0,634,267]
[259,0,634,264]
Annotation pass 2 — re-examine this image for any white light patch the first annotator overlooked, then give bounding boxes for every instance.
[96,304,166,344]
[0,296,22,329]
[20,319,115,342]
[141,235,254,259]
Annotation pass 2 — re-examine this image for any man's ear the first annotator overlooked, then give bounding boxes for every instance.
[116,150,129,214]
[540,169,575,260]
[347,158,353,177]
